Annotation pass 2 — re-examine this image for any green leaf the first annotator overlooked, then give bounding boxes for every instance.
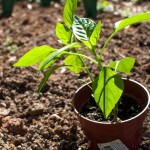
[109,57,135,74]
[93,67,124,119]
[39,42,80,71]
[72,15,96,41]
[82,41,92,49]
[63,0,77,26]
[37,66,59,93]
[114,13,150,34]
[13,46,54,67]
[101,13,150,59]
[64,55,82,74]
[56,22,72,44]
[38,52,59,70]
[90,21,101,46]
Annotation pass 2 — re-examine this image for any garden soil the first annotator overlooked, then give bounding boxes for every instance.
[0,1,150,150]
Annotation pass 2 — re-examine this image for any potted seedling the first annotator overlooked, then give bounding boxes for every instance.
[82,0,97,18]
[1,0,15,17]
[14,0,150,149]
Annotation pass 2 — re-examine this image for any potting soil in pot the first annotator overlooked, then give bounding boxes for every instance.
[81,95,143,123]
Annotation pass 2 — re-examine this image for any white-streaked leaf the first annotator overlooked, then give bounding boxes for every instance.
[72,15,96,41]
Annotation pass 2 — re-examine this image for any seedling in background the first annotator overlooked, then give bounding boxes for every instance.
[98,0,114,13]
[3,38,13,47]
[3,38,18,54]
[14,0,150,121]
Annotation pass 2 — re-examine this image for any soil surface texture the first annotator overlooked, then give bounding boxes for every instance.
[0,1,150,150]
[81,95,143,123]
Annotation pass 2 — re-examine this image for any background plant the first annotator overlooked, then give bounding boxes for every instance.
[14,0,150,120]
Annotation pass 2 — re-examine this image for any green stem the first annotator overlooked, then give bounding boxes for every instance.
[90,43,102,70]
[99,33,115,61]
[113,103,118,122]
[63,51,98,65]
[70,32,75,43]
[70,34,94,83]
[79,57,94,82]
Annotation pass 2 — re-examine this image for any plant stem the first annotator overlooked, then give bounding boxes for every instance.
[63,51,98,65]
[70,32,75,43]
[113,103,118,122]
[90,43,102,70]
[99,32,115,61]
[70,34,94,82]
[79,57,94,82]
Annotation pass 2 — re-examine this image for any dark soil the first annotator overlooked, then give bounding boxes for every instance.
[81,95,142,123]
[0,1,150,150]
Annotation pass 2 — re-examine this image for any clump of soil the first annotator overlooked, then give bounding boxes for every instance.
[81,95,142,123]
[0,116,28,135]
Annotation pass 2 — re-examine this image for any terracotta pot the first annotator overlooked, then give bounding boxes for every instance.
[72,78,150,150]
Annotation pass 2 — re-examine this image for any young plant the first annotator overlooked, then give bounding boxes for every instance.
[14,0,150,121]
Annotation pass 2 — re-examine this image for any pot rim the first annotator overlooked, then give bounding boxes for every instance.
[73,78,150,124]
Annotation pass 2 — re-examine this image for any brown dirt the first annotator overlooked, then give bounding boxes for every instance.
[0,1,150,150]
